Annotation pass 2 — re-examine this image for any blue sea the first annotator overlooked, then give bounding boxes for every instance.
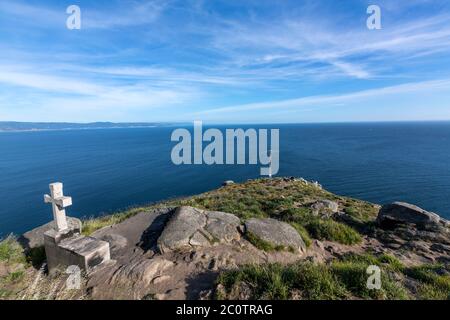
[1,122,450,237]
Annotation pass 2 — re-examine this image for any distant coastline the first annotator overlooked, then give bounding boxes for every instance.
[2,120,450,133]
[0,121,183,132]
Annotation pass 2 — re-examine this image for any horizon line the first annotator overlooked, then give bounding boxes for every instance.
[2,119,450,126]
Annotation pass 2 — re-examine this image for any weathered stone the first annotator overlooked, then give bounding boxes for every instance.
[44,182,72,232]
[313,239,325,251]
[118,257,174,285]
[430,243,450,254]
[245,218,306,253]
[205,211,241,242]
[189,232,210,247]
[100,234,128,252]
[37,182,112,274]
[152,275,171,285]
[157,207,207,253]
[377,202,446,230]
[19,217,82,249]
[157,207,242,252]
[311,200,339,216]
[140,259,174,285]
[44,231,110,273]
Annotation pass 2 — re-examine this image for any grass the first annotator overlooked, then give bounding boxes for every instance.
[331,261,408,300]
[82,178,374,245]
[82,207,149,235]
[305,219,362,245]
[0,179,447,301]
[289,223,312,247]
[404,264,450,300]
[215,253,440,300]
[216,262,348,300]
[0,235,26,264]
[276,207,362,245]
[245,232,291,252]
[0,236,28,299]
[176,179,367,245]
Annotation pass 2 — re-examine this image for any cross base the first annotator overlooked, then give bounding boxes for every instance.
[44,229,111,274]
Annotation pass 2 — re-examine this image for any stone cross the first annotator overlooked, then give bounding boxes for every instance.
[44,182,72,232]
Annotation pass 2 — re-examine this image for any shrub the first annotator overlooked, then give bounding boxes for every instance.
[405,265,450,300]
[0,236,26,264]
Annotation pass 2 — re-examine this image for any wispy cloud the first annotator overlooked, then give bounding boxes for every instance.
[0,0,168,29]
[194,79,450,115]
[1,0,450,122]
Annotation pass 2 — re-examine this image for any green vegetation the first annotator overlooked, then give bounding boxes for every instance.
[171,179,369,245]
[216,253,448,300]
[404,264,450,300]
[82,207,149,235]
[329,253,409,299]
[305,219,362,245]
[342,199,379,222]
[245,232,291,252]
[274,207,362,245]
[217,262,347,300]
[83,179,374,245]
[0,235,26,264]
[0,179,448,301]
[0,236,27,299]
[289,223,312,247]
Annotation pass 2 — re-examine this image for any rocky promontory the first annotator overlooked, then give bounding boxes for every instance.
[1,178,449,300]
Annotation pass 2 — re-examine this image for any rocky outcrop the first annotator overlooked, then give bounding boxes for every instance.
[157,207,241,253]
[19,217,82,249]
[113,257,174,285]
[98,234,128,253]
[377,202,448,231]
[310,200,339,217]
[375,202,450,263]
[222,180,235,186]
[244,218,306,253]
[11,177,450,301]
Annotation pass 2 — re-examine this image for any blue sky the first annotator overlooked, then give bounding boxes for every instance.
[0,0,450,123]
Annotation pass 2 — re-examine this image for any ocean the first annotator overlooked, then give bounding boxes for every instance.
[1,122,449,237]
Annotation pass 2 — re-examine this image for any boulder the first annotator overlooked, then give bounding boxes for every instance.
[222,180,235,186]
[157,207,241,253]
[157,207,206,253]
[310,200,339,216]
[19,217,82,250]
[244,218,306,253]
[377,202,447,230]
[205,211,241,242]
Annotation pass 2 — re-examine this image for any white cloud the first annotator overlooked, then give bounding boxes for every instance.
[0,0,168,29]
[0,65,201,121]
[195,79,450,116]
